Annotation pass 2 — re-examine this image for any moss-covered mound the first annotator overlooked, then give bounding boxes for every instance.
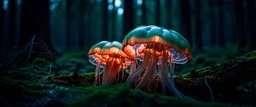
[175,50,256,105]
[43,73,95,87]
[0,76,245,107]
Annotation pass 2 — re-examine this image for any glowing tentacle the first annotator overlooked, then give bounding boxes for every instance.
[94,61,101,85]
[161,50,184,98]
[129,63,136,75]
[102,57,119,85]
[146,57,158,92]
[126,50,150,86]
[135,49,157,89]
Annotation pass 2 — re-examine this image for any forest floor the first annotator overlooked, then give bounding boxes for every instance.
[0,43,255,107]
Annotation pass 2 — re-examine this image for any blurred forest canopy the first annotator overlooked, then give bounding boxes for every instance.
[0,0,255,53]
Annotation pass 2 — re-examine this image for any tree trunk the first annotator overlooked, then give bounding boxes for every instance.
[20,0,55,62]
[141,0,146,25]
[102,0,108,41]
[200,0,212,46]
[68,0,80,49]
[208,0,213,45]
[66,0,71,49]
[79,0,84,48]
[217,0,224,46]
[166,0,171,29]
[0,0,3,45]
[195,0,202,50]
[180,0,191,44]
[85,2,93,48]
[123,0,133,37]
[15,0,22,47]
[112,0,116,41]
[2,0,9,47]
[235,0,246,47]
[155,0,160,26]
[189,0,196,47]
[171,0,181,32]
[66,0,80,49]
[247,0,256,51]
[19,0,35,45]
[9,0,17,48]
[210,0,216,45]
[222,0,235,45]
[34,0,53,51]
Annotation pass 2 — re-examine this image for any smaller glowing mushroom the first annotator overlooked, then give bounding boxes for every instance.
[88,41,135,86]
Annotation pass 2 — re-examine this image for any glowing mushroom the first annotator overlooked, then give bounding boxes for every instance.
[122,25,193,100]
[88,41,135,86]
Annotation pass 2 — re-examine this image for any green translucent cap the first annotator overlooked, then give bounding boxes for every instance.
[122,25,192,59]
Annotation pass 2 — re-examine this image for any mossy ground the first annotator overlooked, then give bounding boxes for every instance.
[0,44,255,107]
[0,76,247,107]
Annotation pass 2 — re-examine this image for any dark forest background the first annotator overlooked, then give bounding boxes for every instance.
[0,0,255,53]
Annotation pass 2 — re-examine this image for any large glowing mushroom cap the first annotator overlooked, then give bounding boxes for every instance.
[88,41,135,68]
[122,25,192,60]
